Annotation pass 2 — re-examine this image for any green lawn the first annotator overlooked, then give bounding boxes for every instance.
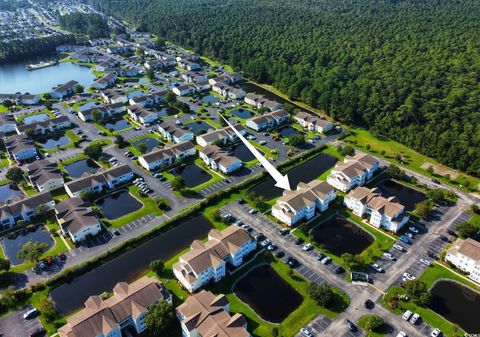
[99,185,163,229]
[419,263,479,291]
[209,252,350,337]
[0,104,8,112]
[357,315,389,337]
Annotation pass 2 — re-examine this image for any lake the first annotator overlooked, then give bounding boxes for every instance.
[132,137,161,153]
[104,119,132,132]
[230,108,254,119]
[64,159,100,178]
[429,280,480,333]
[78,101,101,111]
[0,60,95,94]
[2,225,53,265]
[233,264,303,323]
[249,153,338,199]
[0,183,23,203]
[37,134,70,150]
[172,163,212,188]
[50,215,212,314]
[22,113,50,125]
[374,179,426,211]
[229,143,263,162]
[97,190,143,220]
[186,121,215,135]
[279,126,300,137]
[201,94,219,104]
[309,215,374,256]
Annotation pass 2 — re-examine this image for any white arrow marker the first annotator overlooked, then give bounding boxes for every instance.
[220,114,291,191]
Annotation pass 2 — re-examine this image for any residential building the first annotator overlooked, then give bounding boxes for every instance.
[344,186,410,233]
[144,59,166,70]
[78,103,126,122]
[173,84,196,97]
[0,114,17,134]
[127,105,158,125]
[212,83,246,100]
[4,134,37,161]
[157,120,194,143]
[199,145,242,174]
[177,290,250,337]
[294,111,334,133]
[128,91,166,107]
[173,226,256,292]
[138,141,196,171]
[65,164,134,198]
[55,198,101,243]
[96,59,119,72]
[178,59,201,71]
[58,277,171,337]
[327,153,379,192]
[245,109,290,131]
[196,124,245,147]
[91,72,117,90]
[182,72,207,83]
[101,89,128,104]
[445,238,480,283]
[0,192,54,229]
[272,180,336,226]
[51,80,79,99]
[208,73,243,86]
[0,93,40,105]
[16,116,71,135]
[26,160,64,192]
[244,93,283,111]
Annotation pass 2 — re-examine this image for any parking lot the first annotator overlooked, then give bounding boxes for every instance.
[0,305,44,337]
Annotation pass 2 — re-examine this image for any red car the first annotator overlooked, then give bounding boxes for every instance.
[45,257,53,266]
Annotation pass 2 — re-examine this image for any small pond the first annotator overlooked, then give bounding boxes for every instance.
[375,179,425,211]
[309,215,374,256]
[22,113,49,125]
[186,121,215,135]
[230,108,254,119]
[201,95,219,104]
[97,190,143,220]
[249,153,338,200]
[279,126,300,137]
[127,91,143,99]
[64,159,100,178]
[172,163,212,188]
[429,280,480,333]
[229,143,263,162]
[0,184,23,203]
[104,119,132,132]
[51,215,212,314]
[37,134,70,150]
[78,101,101,111]
[233,264,303,323]
[2,225,53,265]
[132,137,161,153]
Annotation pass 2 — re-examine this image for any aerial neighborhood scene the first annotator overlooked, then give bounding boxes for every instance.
[0,0,479,337]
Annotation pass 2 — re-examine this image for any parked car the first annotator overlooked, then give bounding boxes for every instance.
[321,256,331,265]
[344,319,357,332]
[316,253,326,261]
[288,258,298,268]
[409,313,420,324]
[28,327,45,337]
[135,126,142,131]
[267,244,277,251]
[300,328,313,337]
[294,237,304,245]
[403,272,416,281]
[249,208,258,214]
[259,140,267,145]
[46,257,53,266]
[57,253,67,261]
[393,244,405,252]
[399,236,411,244]
[38,261,46,270]
[302,243,313,251]
[23,308,38,320]
[409,226,419,234]
[396,332,407,337]
[430,328,441,337]
[402,310,413,321]
[420,258,432,266]
[334,266,345,274]
[405,232,415,240]
[278,228,289,236]
[364,299,374,309]
[383,252,396,260]
[370,263,384,273]
[260,239,271,247]
[275,250,285,258]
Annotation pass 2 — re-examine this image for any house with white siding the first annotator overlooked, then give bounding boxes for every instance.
[157,120,194,143]
[294,111,334,133]
[0,93,40,105]
[0,192,55,229]
[445,238,480,283]
[78,103,126,122]
[16,116,71,136]
[0,114,17,134]
[91,72,118,90]
[344,186,410,233]
[272,180,336,226]
[128,91,166,107]
[244,93,283,111]
[173,227,256,292]
[327,153,379,192]
[51,80,79,99]
[212,83,246,100]
[127,105,158,125]
[4,134,37,161]
[196,124,245,147]
[26,160,64,192]
[101,89,128,104]
[199,145,242,174]
[245,109,289,131]
[138,142,196,171]
[173,84,196,97]
[55,197,101,243]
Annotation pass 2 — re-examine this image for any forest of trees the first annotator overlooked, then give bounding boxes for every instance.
[92,0,479,175]
[0,34,75,62]
[58,13,110,38]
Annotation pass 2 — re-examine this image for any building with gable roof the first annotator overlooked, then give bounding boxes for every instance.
[195,124,244,147]
[138,142,196,171]
[0,191,54,229]
[158,120,194,143]
[55,197,101,243]
[326,153,379,192]
[26,160,64,192]
[199,145,242,174]
[445,238,480,283]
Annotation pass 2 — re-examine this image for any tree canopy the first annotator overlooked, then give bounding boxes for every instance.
[59,13,110,38]
[89,0,480,176]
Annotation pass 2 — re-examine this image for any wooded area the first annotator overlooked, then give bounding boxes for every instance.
[99,0,480,175]
[58,13,110,38]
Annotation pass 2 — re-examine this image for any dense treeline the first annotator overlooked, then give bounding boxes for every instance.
[90,0,480,176]
[58,13,110,38]
[0,35,75,63]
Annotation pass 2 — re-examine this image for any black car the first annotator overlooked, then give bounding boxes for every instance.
[275,251,285,258]
[255,233,265,241]
[288,258,298,268]
[432,179,441,184]
[447,229,457,237]
[316,253,326,261]
[364,299,374,309]
[238,199,245,204]
[440,235,450,242]
[334,266,345,274]
[294,237,304,245]
[344,319,357,332]
[278,228,289,236]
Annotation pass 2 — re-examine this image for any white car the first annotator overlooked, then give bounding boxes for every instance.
[370,263,384,273]
[396,332,407,337]
[430,328,441,337]
[409,226,419,234]
[409,313,420,324]
[402,310,413,321]
[403,272,416,281]
[303,243,313,251]
[393,244,404,252]
[420,258,432,266]
[23,308,38,320]
[383,252,396,260]
[300,328,313,337]
[249,208,258,214]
